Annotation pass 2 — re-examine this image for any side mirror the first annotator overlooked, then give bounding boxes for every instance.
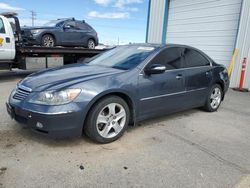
[144,64,166,75]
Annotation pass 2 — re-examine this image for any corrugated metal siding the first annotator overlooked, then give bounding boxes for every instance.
[166,0,242,67]
[147,0,166,43]
[230,0,250,90]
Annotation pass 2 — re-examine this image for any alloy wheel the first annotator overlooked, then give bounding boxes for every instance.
[88,40,95,49]
[43,36,54,47]
[210,87,221,109]
[96,103,126,139]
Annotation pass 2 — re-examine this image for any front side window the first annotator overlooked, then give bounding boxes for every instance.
[184,48,210,67]
[55,21,64,28]
[0,18,6,34]
[149,47,184,70]
[64,21,76,29]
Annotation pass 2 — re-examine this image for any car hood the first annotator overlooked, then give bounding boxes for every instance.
[21,26,55,30]
[19,64,124,92]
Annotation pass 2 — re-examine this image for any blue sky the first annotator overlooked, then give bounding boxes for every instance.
[0,0,149,45]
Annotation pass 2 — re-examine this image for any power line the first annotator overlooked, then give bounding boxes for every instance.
[30,10,37,26]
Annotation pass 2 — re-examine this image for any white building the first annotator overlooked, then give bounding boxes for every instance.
[146,0,250,90]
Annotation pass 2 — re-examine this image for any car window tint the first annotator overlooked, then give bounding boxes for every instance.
[76,22,88,30]
[65,21,76,28]
[184,48,210,67]
[56,21,64,27]
[0,18,6,34]
[150,47,184,70]
[86,24,93,31]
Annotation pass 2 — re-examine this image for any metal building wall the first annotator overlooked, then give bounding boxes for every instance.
[146,0,166,43]
[166,0,242,67]
[230,0,250,90]
[146,0,242,67]
[146,0,250,90]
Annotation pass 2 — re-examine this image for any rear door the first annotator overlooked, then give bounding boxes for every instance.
[138,47,187,119]
[0,17,15,60]
[183,48,213,107]
[75,21,91,45]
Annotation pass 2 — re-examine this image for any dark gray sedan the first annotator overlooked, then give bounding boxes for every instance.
[6,44,229,143]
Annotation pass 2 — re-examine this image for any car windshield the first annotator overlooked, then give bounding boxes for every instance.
[88,45,156,70]
[43,20,63,27]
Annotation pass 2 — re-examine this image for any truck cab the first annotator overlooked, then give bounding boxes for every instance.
[0,15,15,61]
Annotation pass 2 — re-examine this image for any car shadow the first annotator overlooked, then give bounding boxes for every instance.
[8,108,200,148]
[127,108,200,132]
[16,128,94,147]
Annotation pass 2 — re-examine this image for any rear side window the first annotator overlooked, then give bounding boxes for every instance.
[184,48,210,67]
[150,47,184,70]
[86,23,94,31]
[0,18,6,34]
[76,22,88,30]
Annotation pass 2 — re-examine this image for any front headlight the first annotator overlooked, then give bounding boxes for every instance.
[30,29,40,35]
[29,89,81,105]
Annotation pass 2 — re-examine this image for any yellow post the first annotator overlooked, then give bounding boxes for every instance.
[0,37,4,46]
[228,48,239,76]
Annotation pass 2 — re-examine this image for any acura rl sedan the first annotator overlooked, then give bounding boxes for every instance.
[6,44,229,143]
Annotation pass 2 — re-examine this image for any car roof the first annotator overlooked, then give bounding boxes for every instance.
[127,43,199,49]
[132,43,208,54]
[57,18,86,23]
[127,43,213,62]
[119,43,209,56]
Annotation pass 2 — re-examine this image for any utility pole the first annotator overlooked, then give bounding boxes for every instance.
[30,10,37,26]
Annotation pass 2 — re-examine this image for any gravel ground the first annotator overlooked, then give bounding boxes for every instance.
[0,74,250,188]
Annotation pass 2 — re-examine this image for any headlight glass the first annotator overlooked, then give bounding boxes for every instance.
[29,89,81,105]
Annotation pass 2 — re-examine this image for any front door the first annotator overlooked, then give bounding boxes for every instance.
[137,47,187,120]
[61,21,81,45]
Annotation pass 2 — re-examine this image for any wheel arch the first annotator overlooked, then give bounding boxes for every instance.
[41,32,57,45]
[82,91,136,134]
[214,80,225,100]
[87,37,97,45]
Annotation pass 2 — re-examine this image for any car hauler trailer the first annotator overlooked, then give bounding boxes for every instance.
[0,12,105,70]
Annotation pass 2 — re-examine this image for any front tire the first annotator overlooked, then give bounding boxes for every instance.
[203,84,223,112]
[84,96,130,143]
[41,34,55,47]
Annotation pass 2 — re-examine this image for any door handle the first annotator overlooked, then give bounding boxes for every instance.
[176,74,183,80]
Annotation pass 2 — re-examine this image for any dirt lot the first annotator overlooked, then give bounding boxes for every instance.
[0,73,250,188]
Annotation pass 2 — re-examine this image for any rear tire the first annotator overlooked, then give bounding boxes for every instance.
[87,39,95,49]
[84,96,130,143]
[41,34,55,47]
[203,84,223,112]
